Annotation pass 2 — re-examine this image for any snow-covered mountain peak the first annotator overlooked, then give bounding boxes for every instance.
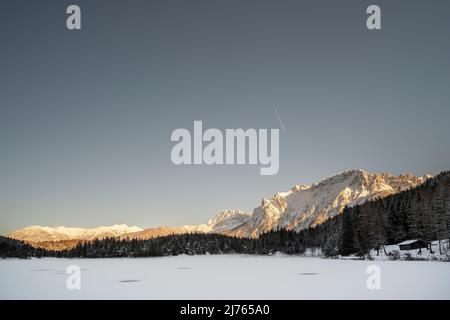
[206,210,252,233]
[207,210,251,227]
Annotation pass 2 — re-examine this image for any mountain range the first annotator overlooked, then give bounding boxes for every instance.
[9,224,143,243]
[8,169,431,249]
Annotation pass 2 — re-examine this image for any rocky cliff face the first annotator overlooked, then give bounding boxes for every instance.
[220,170,430,238]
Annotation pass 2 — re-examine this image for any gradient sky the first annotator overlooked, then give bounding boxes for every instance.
[1,0,450,234]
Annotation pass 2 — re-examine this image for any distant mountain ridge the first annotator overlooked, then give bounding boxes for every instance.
[119,210,252,240]
[9,224,142,243]
[9,170,431,247]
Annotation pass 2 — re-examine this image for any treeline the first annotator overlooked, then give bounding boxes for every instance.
[50,230,307,258]
[0,236,47,258]
[0,230,308,259]
[1,171,449,259]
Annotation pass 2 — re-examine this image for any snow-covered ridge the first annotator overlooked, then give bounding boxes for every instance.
[9,224,143,242]
[207,210,252,232]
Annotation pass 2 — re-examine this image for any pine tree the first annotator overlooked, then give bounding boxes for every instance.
[354,205,370,256]
[408,193,425,241]
[323,228,339,257]
[338,207,356,256]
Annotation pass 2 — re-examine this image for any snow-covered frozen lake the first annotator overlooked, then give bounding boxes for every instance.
[1,255,449,299]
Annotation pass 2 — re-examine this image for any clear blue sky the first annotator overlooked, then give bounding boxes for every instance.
[1,0,450,233]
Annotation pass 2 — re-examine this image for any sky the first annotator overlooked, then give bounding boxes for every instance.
[1,0,450,234]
